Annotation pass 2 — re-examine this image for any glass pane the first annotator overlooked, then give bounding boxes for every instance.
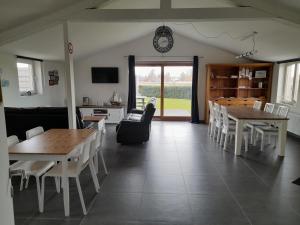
[283,64,295,102]
[135,66,161,116]
[17,62,34,92]
[163,66,192,117]
[294,63,300,102]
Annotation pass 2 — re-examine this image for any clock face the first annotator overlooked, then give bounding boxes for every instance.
[153,34,174,53]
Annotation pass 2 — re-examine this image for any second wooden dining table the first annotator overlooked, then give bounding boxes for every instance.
[227,106,289,157]
[8,129,96,216]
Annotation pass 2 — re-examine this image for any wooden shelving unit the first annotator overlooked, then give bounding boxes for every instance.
[205,63,273,123]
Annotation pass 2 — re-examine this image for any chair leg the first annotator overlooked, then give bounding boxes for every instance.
[100,150,108,175]
[244,135,249,152]
[25,176,30,188]
[217,128,222,144]
[89,161,100,193]
[213,126,217,140]
[223,134,229,150]
[41,176,46,213]
[75,176,87,215]
[220,133,224,148]
[208,122,211,135]
[94,152,99,174]
[35,176,42,213]
[260,133,264,151]
[55,177,60,193]
[250,127,254,144]
[20,174,24,191]
[254,132,259,146]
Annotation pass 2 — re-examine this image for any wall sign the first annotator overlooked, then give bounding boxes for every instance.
[48,70,59,86]
[68,42,74,54]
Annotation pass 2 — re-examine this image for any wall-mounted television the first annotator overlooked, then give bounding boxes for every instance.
[91,67,119,83]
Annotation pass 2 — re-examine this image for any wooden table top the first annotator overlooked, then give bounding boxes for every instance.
[82,115,106,122]
[227,106,289,120]
[9,129,95,155]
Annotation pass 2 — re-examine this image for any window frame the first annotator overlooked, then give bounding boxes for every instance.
[281,61,300,105]
[16,58,42,96]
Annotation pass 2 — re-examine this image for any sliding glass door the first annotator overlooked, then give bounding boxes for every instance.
[135,66,161,116]
[135,62,192,120]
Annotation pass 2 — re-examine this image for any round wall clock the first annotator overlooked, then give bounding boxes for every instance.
[153,26,174,53]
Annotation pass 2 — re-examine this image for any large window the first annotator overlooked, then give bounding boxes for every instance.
[17,58,43,96]
[279,62,300,104]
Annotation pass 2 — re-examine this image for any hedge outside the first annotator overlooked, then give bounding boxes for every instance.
[139,85,192,99]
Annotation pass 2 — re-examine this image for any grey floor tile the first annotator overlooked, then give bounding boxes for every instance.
[82,193,142,224]
[143,174,186,194]
[184,175,228,195]
[139,193,192,224]
[189,194,249,225]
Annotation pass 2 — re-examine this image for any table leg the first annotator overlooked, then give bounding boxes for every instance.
[234,119,245,156]
[62,159,70,216]
[277,120,288,157]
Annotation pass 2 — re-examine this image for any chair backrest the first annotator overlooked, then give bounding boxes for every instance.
[253,101,262,110]
[220,106,230,132]
[26,126,44,139]
[82,133,97,165]
[7,135,19,148]
[214,103,222,124]
[208,100,214,120]
[264,103,275,113]
[140,102,156,125]
[276,105,289,118]
[72,143,85,174]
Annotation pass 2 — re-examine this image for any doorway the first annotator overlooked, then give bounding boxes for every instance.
[135,62,193,120]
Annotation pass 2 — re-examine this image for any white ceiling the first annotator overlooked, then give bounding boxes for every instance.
[0,0,80,32]
[0,0,299,62]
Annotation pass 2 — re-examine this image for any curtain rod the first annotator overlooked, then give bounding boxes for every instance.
[123,55,204,58]
[16,55,43,62]
[277,58,300,64]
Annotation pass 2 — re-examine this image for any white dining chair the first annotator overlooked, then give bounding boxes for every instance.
[23,127,55,189]
[93,125,108,175]
[41,133,100,215]
[26,126,44,139]
[208,100,215,137]
[7,135,26,191]
[246,103,275,144]
[253,100,262,110]
[219,106,249,151]
[212,103,223,143]
[255,105,289,151]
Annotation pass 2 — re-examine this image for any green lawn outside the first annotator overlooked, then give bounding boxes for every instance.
[144,97,191,112]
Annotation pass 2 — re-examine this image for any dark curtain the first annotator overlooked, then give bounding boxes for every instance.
[127,55,136,113]
[191,56,200,123]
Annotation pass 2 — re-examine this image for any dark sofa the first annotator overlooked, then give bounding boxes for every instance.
[116,99,156,144]
[4,107,83,140]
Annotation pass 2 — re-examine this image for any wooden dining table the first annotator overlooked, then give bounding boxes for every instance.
[227,106,289,156]
[8,129,96,216]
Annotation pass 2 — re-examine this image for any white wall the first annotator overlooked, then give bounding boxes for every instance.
[0,53,66,107]
[74,33,249,120]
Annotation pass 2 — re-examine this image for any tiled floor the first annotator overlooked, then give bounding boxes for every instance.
[13,122,300,225]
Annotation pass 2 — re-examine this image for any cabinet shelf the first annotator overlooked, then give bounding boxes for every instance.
[210,88,237,90]
[205,63,273,123]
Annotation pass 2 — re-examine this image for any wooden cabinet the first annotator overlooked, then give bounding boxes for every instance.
[205,63,273,123]
[79,106,125,124]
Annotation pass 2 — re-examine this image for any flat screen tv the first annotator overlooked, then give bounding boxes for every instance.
[91,67,119,83]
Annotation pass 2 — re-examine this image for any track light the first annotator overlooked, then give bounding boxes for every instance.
[236,31,258,59]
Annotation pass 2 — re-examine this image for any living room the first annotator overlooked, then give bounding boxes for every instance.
[0,1,300,225]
